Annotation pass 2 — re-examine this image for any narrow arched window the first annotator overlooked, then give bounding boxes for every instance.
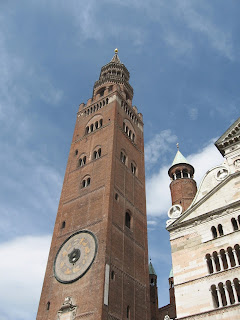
[205,254,213,274]
[220,249,228,270]
[231,218,238,231]
[127,305,130,319]
[131,163,136,175]
[218,224,224,236]
[211,226,217,239]
[233,278,240,302]
[227,247,236,267]
[219,282,227,306]
[234,244,240,265]
[99,119,103,127]
[125,212,131,229]
[46,301,50,310]
[176,170,181,179]
[120,152,127,165]
[61,221,66,229]
[90,124,94,132]
[95,121,99,129]
[82,177,91,188]
[226,280,235,304]
[87,177,91,186]
[211,285,219,308]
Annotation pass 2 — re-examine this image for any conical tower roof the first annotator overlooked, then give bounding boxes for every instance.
[171,150,190,166]
[168,146,195,177]
[149,261,157,275]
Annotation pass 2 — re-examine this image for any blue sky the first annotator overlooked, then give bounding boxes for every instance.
[0,1,239,319]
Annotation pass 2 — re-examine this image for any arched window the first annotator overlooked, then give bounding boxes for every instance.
[227,247,236,267]
[75,149,78,155]
[182,169,188,178]
[218,282,227,306]
[61,221,66,229]
[213,251,221,272]
[220,249,228,270]
[85,116,103,135]
[79,156,86,167]
[218,224,224,236]
[232,218,239,231]
[176,170,181,179]
[111,270,115,280]
[131,162,137,175]
[226,280,235,304]
[123,120,136,143]
[211,285,219,308]
[93,148,101,160]
[120,151,127,165]
[233,278,240,302]
[125,212,131,229]
[205,254,213,274]
[46,301,50,310]
[234,244,240,265]
[211,226,217,239]
[127,306,130,319]
[82,177,91,188]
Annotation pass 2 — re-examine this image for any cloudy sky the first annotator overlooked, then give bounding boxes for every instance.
[0,1,239,319]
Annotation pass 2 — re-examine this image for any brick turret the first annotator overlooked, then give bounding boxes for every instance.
[168,148,197,212]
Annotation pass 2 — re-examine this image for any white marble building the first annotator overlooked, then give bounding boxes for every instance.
[167,117,240,319]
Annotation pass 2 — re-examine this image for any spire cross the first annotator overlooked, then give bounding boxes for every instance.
[176,143,179,150]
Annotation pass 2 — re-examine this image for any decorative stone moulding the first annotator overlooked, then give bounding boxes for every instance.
[234,158,240,169]
[166,204,183,227]
[57,297,77,320]
[215,167,229,181]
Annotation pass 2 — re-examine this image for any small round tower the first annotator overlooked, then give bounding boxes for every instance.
[168,146,197,212]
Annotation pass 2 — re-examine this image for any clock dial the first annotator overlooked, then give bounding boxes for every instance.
[54,230,97,283]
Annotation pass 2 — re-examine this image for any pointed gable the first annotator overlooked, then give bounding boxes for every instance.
[215,117,240,156]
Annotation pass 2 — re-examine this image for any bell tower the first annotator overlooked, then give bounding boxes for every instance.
[36,50,150,320]
[168,146,197,212]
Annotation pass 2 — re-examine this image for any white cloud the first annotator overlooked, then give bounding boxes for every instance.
[0,235,51,320]
[145,130,177,167]
[146,139,223,217]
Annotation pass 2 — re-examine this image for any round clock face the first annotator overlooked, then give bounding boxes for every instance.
[54,230,97,284]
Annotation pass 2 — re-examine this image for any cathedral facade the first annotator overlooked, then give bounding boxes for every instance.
[37,52,240,319]
[165,117,240,319]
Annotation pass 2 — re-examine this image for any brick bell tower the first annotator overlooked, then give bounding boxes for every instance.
[168,146,197,212]
[36,49,150,320]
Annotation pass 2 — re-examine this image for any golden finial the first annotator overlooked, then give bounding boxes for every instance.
[176,143,179,150]
[115,48,118,54]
